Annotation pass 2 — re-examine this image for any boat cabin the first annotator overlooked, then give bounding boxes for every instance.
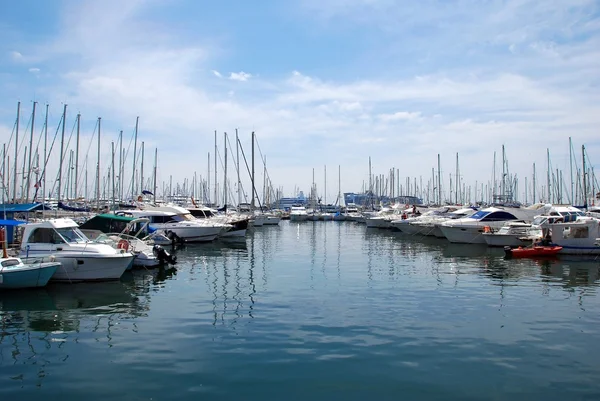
[20,218,89,252]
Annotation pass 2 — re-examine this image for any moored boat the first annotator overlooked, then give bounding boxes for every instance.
[0,257,61,289]
[19,218,134,282]
[504,245,563,258]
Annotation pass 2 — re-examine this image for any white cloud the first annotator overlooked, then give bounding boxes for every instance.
[1,0,599,201]
[229,71,252,82]
[28,67,41,73]
[10,51,23,61]
[378,111,421,122]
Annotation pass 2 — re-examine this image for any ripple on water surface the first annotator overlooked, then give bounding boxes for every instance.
[1,221,600,400]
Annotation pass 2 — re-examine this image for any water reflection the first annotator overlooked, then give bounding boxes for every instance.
[1,222,600,396]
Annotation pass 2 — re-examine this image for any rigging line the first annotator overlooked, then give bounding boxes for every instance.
[254,135,277,202]
[5,117,18,151]
[216,134,248,206]
[39,113,65,197]
[237,135,263,211]
[16,112,33,158]
[32,106,52,159]
[225,132,247,197]
[73,119,99,194]
[121,126,136,198]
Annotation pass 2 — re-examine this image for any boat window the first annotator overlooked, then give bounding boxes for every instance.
[1,259,21,267]
[55,227,88,243]
[28,228,65,244]
[480,211,518,222]
[562,226,589,239]
[151,215,172,224]
[469,210,491,220]
[180,213,196,221]
[532,216,547,225]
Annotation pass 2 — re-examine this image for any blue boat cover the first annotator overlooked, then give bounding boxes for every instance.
[0,219,26,226]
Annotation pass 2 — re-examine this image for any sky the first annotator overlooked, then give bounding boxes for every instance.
[1,0,599,205]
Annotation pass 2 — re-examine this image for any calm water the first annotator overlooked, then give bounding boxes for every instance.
[2,221,600,400]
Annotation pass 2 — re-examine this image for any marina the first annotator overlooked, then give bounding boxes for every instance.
[2,1,600,399]
[1,221,600,400]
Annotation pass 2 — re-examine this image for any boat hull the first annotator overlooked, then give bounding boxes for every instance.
[483,233,535,247]
[0,262,60,289]
[50,253,133,282]
[263,216,281,225]
[439,225,487,244]
[365,218,390,228]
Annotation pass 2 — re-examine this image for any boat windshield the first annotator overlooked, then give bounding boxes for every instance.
[55,227,88,243]
[180,213,196,221]
[468,210,491,220]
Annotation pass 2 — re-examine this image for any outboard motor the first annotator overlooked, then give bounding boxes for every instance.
[153,244,177,265]
[165,230,184,248]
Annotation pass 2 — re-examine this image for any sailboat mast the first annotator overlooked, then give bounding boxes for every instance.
[263,155,267,207]
[533,163,536,203]
[338,165,341,206]
[25,101,36,203]
[455,153,459,204]
[251,131,255,210]
[437,154,441,205]
[214,130,218,206]
[74,113,80,199]
[569,137,574,204]
[546,148,551,203]
[96,117,101,211]
[207,152,210,205]
[111,141,115,210]
[117,130,123,202]
[13,101,20,203]
[582,144,587,209]
[324,165,327,206]
[223,132,228,209]
[153,148,157,204]
[236,129,241,207]
[57,104,67,210]
[501,144,506,199]
[42,104,48,204]
[140,141,144,193]
[131,116,139,199]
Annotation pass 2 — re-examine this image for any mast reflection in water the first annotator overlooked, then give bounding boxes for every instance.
[1,221,600,400]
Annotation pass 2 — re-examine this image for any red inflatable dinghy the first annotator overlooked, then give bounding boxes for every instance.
[504,245,562,258]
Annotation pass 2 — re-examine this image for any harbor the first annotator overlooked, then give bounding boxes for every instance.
[2,0,600,399]
[2,221,600,400]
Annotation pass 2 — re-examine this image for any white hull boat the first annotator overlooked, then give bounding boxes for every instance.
[19,218,133,282]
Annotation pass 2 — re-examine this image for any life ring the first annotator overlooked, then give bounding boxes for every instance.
[483,225,491,233]
[117,239,130,251]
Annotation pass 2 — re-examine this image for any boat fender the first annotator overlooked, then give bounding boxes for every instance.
[117,239,130,251]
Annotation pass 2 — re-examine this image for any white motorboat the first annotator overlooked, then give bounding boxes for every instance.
[440,204,552,244]
[121,209,230,242]
[262,213,281,225]
[430,208,479,238]
[19,218,133,282]
[289,206,309,222]
[482,221,540,247]
[541,215,600,255]
[79,215,163,267]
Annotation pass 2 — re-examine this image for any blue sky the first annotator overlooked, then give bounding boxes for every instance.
[1,0,599,204]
